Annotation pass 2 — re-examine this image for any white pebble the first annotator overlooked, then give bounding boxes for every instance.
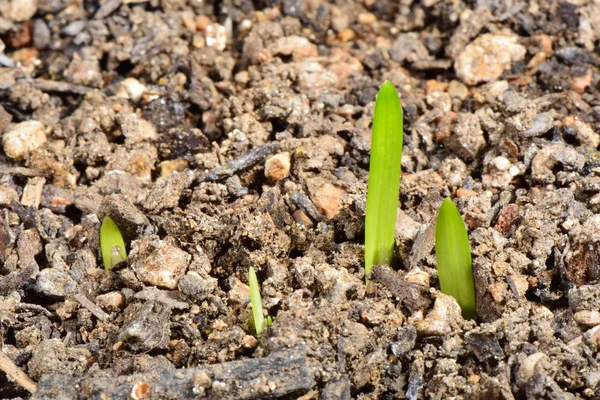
[117,78,147,103]
[2,120,46,159]
[492,156,511,171]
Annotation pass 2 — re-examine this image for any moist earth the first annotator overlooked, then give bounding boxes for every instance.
[1,0,600,399]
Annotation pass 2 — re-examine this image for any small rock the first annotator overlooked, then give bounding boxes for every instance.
[373,265,431,313]
[66,48,103,88]
[178,272,217,303]
[492,156,511,171]
[118,301,172,351]
[133,287,189,310]
[116,78,147,103]
[357,12,377,25]
[405,269,430,288]
[456,188,478,198]
[0,105,12,133]
[0,185,18,206]
[306,177,344,219]
[390,325,417,357]
[455,32,526,85]
[28,339,91,380]
[205,23,227,51]
[2,120,46,159]
[445,113,486,161]
[574,311,600,327]
[131,236,191,290]
[515,352,550,387]
[96,291,125,312]
[120,114,158,144]
[41,185,74,214]
[447,80,469,100]
[144,171,193,213]
[509,112,554,138]
[98,194,152,243]
[531,144,585,184]
[158,159,189,182]
[394,210,421,263]
[21,177,45,208]
[264,152,291,181]
[0,0,37,21]
[415,293,464,336]
[35,268,76,298]
[473,80,509,103]
[269,36,318,60]
[571,68,593,94]
[564,117,600,147]
[242,334,258,350]
[228,277,250,305]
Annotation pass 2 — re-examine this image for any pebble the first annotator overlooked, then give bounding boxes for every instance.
[21,177,45,208]
[564,117,600,147]
[357,12,377,25]
[205,23,227,51]
[269,36,318,60]
[35,268,77,298]
[415,293,464,336]
[264,152,291,181]
[242,335,258,350]
[0,184,18,206]
[131,236,191,289]
[307,178,344,219]
[447,113,486,160]
[27,339,91,380]
[447,80,469,100]
[2,120,47,159]
[515,352,549,387]
[178,272,217,303]
[96,291,125,312]
[405,269,430,288]
[0,0,37,21]
[116,78,147,103]
[571,68,593,94]
[455,33,526,85]
[456,188,478,198]
[574,310,600,327]
[227,277,250,305]
[491,156,511,171]
[158,159,189,182]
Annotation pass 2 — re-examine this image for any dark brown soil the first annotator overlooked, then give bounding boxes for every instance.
[1,0,600,399]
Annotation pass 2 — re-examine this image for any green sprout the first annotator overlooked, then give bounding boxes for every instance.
[365,80,404,281]
[435,198,476,319]
[248,267,272,335]
[100,216,127,273]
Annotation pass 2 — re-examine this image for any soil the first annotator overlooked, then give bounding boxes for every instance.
[0,0,600,399]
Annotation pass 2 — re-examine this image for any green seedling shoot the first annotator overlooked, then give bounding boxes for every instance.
[248,267,272,335]
[435,198,476,319]
[100,216,127,273]
[365,80,404,281]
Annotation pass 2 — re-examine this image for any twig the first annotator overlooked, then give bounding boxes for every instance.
[0,350,37,394]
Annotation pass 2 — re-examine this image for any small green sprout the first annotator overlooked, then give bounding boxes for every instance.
[435,198,476,319]
[248,267,272,335]
[100,216,127,273]
[365,80,404,281]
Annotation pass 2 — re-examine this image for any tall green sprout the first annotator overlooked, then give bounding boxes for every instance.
[365,81,403,280]
[248,267,271,335]
[435,198,476,319]
[100,216,127,273]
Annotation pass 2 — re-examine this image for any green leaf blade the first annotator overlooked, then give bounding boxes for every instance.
[100,216,127,273]
[365,81,404,279]
[248,267,265,335]
[435,198,476,319]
